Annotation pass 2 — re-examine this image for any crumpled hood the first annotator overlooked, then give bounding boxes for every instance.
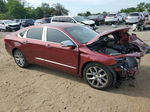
[86,27,130,45]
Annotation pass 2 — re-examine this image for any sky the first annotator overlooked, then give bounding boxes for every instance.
[25,0,150,16]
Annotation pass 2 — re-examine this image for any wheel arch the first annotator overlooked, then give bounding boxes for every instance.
[80,61,105,77]
[12,48,19,56]
[80,61,117,87]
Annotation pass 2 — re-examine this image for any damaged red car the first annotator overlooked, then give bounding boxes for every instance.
[4,23,150,90]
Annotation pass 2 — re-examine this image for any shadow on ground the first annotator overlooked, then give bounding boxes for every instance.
[27,64,150,99]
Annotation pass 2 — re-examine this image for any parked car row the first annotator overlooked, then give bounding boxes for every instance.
[86,12,150,25]
[0,11,150,32]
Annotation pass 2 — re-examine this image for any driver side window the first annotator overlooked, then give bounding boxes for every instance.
[47,28,72,43]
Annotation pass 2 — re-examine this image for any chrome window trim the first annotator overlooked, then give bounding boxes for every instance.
[35,57,76,69]
[45,27,78,47]
[24,27,44,41]
[17,29,28,38]
[23,29,29,38]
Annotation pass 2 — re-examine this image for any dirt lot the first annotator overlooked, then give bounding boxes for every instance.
[0,26,150,112]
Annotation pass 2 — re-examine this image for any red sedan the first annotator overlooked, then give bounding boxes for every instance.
[4,23,150,90]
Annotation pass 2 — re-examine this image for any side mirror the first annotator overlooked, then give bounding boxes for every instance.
[61,40,76,48]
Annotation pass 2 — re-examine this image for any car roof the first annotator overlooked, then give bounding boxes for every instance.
[31,23,80,29]
[52,16,80,18]
[52,16,73,18]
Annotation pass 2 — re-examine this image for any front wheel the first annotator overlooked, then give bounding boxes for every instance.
[13,49,29,68]
[83,63,113,90]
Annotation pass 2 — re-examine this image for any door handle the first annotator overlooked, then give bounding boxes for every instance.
[45,44,51,48]
[23,40,28,44]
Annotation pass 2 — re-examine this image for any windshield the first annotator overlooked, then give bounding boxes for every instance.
[65,26,98,44]
[73,16,86,22]
[107,14,116,17]
[3,20,15,24]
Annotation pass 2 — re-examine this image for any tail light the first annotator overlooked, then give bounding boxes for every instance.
[114,16,117,18]
[125,17,128,20]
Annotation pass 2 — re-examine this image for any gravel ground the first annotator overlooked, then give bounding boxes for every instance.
[0,25,150,112]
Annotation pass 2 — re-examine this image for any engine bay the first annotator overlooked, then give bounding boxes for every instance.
[88,32,140,56]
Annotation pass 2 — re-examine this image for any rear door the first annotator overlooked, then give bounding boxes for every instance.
[21,27,46,63]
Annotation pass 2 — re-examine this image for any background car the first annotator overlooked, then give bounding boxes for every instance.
[119,13,128,21]
[125,12,142,24]
[21,19,34,27]
[139,12,145,20]
[34,18,51,25]
[88,15,105,25]
[51,16,96,30]
[0,20,20,31]
[105,13,123,24]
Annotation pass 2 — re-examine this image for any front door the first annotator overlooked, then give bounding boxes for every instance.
[35,28,79,74]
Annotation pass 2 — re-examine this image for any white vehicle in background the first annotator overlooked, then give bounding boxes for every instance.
[105,13,123,24]
[139,12,145,20]
[143,11,149,17]
[125,12,141,24]
[51,16,96,30]
[119,13,128,21]
[0,20,20,32]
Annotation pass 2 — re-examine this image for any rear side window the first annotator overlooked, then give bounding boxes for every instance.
[61,17,75,23]
[129,13,139,16]
[52,17,75,23]
[27,28,43,40]
[52,17,60,22]
[19,30,26,37]
[47,28,70,43]
[108,14,116,17]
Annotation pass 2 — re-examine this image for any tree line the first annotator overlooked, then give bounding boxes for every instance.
[120,2,150,13]
[78,2,150,17]
[0,0,69,19]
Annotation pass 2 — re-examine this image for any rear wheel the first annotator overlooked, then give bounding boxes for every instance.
[13,49,28,68]
[83,63,113,90]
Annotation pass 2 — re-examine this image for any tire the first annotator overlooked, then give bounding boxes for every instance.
[83,63,113,90]
[13,49,28,68]
[6,27,12,32]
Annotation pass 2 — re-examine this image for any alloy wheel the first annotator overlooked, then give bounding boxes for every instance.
[85,66,108,88]
[14,50,25,67]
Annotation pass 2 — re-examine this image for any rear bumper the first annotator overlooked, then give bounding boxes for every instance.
[105,19,118,22]
[125,20,140,24]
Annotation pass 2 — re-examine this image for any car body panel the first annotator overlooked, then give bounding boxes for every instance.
[105,14,123,23]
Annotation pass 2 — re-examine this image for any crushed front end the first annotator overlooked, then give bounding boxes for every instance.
[111,56,140,79]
